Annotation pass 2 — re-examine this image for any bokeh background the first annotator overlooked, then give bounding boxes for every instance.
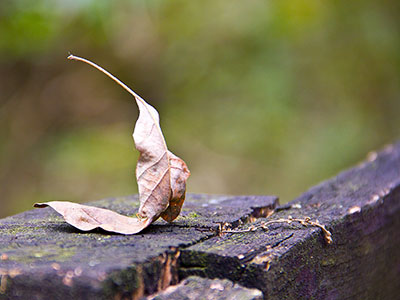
[1,0,399,218]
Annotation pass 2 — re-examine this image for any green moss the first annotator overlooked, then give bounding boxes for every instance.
[2,225,32,235]
[6,245,76,263]
[321,257,336,266]
[188,212,199,218]
[181,250,210,268]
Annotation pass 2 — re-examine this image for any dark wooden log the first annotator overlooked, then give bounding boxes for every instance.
[0,195,277,300]
[0,141,399,299]
[179,142,400,299]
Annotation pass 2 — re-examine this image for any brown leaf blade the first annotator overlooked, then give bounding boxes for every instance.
[161,151,191,222]
[34,201,151,234]
[133,97,172,221]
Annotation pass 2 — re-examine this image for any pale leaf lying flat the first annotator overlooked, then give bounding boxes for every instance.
[34,202,151,234]
[34,55,190,235]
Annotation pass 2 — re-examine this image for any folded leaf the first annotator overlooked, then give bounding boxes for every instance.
[133,95,171,221]
[34,202,151,234]
[161,151,191,222]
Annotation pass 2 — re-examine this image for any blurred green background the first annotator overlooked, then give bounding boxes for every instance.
[1,0,399,218]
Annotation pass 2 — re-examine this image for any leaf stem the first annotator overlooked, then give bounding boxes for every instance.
[67,54,147,107]
[67,54,167,149]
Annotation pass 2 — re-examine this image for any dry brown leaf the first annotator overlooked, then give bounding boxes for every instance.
[133,94,171,222]
[161,151,191,222]
[33,55,190,235]
[34,202,151,234]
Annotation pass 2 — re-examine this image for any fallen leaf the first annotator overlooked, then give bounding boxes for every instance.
[34,55,190,234]
[34,202,151,234]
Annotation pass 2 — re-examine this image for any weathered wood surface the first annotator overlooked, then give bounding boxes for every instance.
[0,195,277,299]
[0,141,399,299]
[180,142,400,299]
[147,276,262,300]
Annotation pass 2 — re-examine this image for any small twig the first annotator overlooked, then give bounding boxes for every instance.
[262,217,332,244]
[221,216,333,244]
[220,224,259,234]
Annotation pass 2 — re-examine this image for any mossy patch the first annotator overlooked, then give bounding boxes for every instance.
[5,245,77,264]
[188,212,199,218]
